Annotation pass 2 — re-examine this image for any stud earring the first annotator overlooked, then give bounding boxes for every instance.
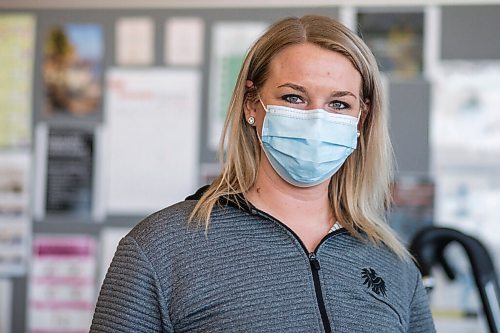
[247,116,255,125]
[357,131,361,138]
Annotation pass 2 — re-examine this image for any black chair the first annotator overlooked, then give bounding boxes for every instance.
[409,226,500,333]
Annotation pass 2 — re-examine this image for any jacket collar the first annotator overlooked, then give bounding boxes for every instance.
[185,185,253,213]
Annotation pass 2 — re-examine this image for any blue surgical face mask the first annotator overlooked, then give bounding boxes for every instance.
[258,100,359,187]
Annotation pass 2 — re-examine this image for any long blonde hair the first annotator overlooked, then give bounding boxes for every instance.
[191,15,407,258]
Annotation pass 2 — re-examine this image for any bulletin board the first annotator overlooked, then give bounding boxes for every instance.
[2,3,500,333]
[4,6,344,333]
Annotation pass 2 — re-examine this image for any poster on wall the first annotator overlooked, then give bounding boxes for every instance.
[28,235,96,333]
[104,68,201,215]
[431,64,500,246]
[0,14,35,148]
[115,17,154,66]
[165,17,204,66]
[432,64,500,157]
[45,127,94,217]
[208,22,268,149]
[0,152,30,276]
[43,23,103,117]
[357,11,424,78]
[434,171,500,246]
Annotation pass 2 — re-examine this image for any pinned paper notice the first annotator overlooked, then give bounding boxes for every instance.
[116,17,154,65]
[165,17,204,66]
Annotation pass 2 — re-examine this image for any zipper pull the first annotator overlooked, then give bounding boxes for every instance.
[309,253,320,270]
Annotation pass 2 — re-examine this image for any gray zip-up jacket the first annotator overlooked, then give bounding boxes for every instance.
[91,194,435,332]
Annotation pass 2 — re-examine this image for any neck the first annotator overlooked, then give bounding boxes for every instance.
[246,156,333,227]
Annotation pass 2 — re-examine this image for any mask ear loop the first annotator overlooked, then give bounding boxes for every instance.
[257,94,268,113]
[254,94,267,146]
[356,108,363,138]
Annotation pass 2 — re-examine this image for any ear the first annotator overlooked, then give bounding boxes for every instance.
[363,98,370,110]
[360,99,370,125]
[243,80,259,120]
[244,97,259,120]
[357,99,370,136]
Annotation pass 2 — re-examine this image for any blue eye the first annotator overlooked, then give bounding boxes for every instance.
[330,101,350,110]
[282,94,304,104]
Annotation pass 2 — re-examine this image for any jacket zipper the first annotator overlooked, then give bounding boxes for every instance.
[308,252,332,333]
[250,207,343,333]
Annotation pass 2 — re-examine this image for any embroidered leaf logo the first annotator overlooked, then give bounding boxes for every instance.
[361,268,387,297]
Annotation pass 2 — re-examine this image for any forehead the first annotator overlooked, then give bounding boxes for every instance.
[266,42,361,94]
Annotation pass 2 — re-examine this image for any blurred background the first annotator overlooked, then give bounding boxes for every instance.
[0,0,499,332]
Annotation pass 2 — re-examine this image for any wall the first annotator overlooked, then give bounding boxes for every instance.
[1,2,499,332]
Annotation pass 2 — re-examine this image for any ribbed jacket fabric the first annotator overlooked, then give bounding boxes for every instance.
[90,196,435,332]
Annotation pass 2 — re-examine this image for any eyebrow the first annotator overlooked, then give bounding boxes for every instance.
[331,91,358,100]
[277,83,358,100]
[277,83,307,94]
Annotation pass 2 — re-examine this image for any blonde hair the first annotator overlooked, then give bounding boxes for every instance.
[191,15,407,258]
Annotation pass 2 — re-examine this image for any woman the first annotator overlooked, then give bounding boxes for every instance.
[91,15,435,332]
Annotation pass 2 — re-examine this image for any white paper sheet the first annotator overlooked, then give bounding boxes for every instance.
[0,14,35,148]
[165,17,204,66]
[28,235,96,333]
[208,22,268,149]
[0,151,31,276]
[115,17,154,66]
[0,152,30,217]
[434,171,500,246]
[104,68,201,215]
[431,63,500,246]
[432,64,500,155]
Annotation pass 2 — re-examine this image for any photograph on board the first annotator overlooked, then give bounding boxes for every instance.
[43,23,103,116]
[357,11,424,78]
[0,152,30,276]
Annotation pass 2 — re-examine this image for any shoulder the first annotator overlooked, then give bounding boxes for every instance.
[129,200,196,235]
[130,200,196,234]
[125,199,252,256]
[124,200,199,255]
